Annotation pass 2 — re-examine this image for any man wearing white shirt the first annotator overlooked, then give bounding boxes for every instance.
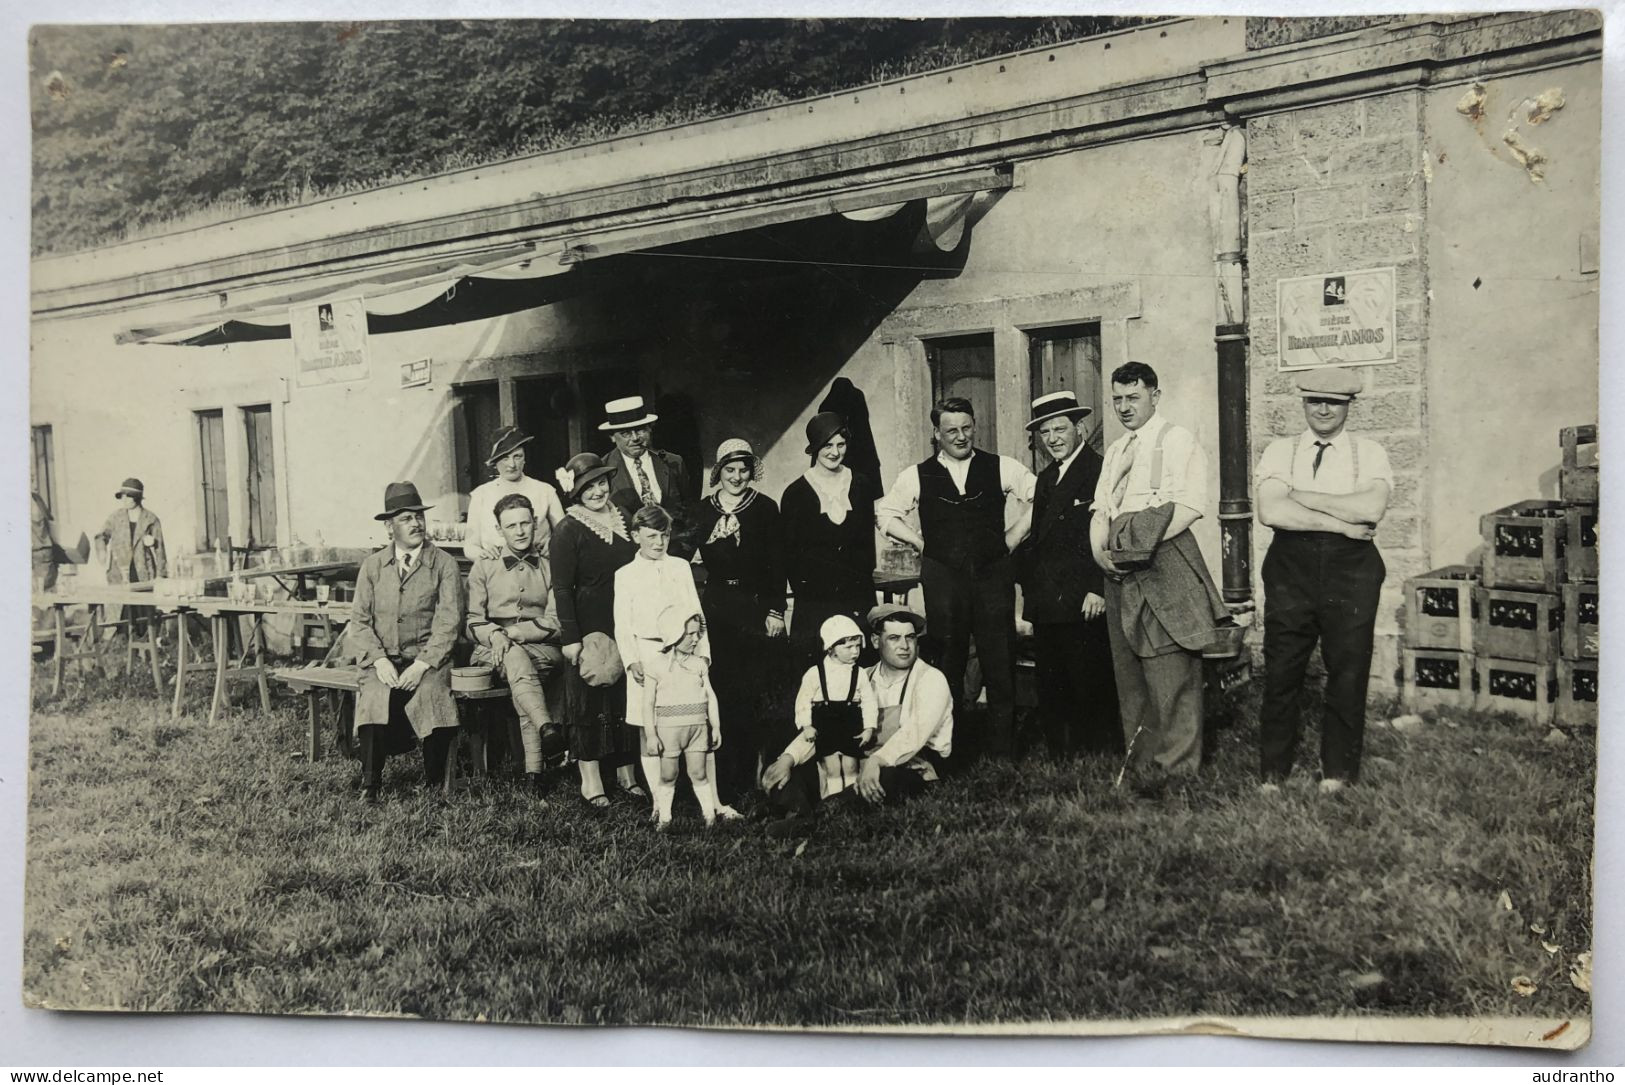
[1254,367,1391,793]
[877,397,1034,757]
[762,604,952,836]
[600,395,695,558]
[464,426,566,558]
[1090,362,1224,782]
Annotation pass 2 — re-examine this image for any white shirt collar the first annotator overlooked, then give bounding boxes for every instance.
[395,543,424,566]
[1053,442,1085,478]
[1299,426,1351,451]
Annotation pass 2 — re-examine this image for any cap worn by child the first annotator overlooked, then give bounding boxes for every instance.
[819,614,864,652]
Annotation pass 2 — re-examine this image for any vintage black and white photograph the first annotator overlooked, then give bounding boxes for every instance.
[19,7,1604,1051]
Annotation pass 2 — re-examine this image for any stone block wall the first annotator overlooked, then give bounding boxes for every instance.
[1244,90,1431,688]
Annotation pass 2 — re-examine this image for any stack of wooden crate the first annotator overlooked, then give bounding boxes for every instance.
[1401,424,1597,725]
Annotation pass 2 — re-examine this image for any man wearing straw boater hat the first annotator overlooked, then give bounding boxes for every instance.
[1018,391,1121,759]
[348,481,465,803]
[1254,366,1391,795]
[464,425,566,559]
[600,394,694,556]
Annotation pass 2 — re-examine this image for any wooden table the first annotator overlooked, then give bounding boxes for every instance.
[35,586,167,697]
[177,600,354,724]
[237,560,359,599]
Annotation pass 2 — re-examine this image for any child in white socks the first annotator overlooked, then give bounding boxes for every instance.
[641,606,723,829]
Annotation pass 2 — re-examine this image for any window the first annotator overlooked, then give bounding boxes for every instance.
[243,404,278,547]
[925,333,997,451]
[195,409,229,550]
[31,425,55,515]
[452,382,503,497]
[1027,323,1104,468]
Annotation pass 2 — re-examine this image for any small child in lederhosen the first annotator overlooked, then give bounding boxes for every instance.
[761,615,878,833]
[640,605,723,830]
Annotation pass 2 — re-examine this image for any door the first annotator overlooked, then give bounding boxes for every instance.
[514,376,575,491]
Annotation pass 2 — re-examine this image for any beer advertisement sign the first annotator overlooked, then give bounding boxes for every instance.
[291,297,370,386]
[1277,266,1397,371]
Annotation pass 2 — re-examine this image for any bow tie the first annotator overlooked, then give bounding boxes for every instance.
[503,552,540,571]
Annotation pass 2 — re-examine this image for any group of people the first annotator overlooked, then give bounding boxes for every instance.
[351,358,1392,832]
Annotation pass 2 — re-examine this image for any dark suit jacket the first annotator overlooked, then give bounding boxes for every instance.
[605,446,693,555]
[1020,448,1106,625]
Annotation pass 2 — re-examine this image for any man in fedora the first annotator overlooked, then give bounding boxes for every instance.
[1018,391,1121,759]
[876,396,1035,757]
[761,603,952,837]
[464,425,566,558]
[348,481,465,802]
[600,395,694,556]
[1255,366,1391,794]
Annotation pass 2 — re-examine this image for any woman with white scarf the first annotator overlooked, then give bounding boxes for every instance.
[691,439,789,806]
[779,412,880,671]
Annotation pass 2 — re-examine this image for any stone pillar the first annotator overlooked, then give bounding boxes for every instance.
[1244,89,1432,689]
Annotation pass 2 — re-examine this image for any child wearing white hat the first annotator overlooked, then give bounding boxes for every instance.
[640,605,724,830]
[771,615,879,810]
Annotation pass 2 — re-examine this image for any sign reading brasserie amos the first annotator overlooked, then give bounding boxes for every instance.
[1277,266,1396,371]
[291,297,369,386]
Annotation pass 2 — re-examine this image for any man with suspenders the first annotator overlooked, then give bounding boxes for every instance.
[1090,362,1227,785]
[1254,367,1391,793]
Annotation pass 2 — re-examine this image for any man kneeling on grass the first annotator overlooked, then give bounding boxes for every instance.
[761,604,952,837]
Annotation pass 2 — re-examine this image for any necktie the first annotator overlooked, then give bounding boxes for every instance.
[1109,433,1138,508]
[399,551,413,583]
[1312,441,1332,478]
[630,455,656,507]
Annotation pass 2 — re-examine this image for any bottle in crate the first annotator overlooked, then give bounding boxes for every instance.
[1556,658,1597,728]
[1475,657,1557,725]
[1401,648,1475,714]
[1560,582,1599,660]
[1563,506,1597,582]
[1559,424,1598,505]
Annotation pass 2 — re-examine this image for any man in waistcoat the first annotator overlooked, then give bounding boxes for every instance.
[601,395,695,557]
[1255,366,1391,794]
[877,397,1035,757]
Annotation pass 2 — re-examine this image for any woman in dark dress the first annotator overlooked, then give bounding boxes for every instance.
[779,411,880,670]
[550,452,644,808]
[691,438,789,805]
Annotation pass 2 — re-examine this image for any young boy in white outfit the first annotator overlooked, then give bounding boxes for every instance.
[641,606,724,830]
[615,504,738,822]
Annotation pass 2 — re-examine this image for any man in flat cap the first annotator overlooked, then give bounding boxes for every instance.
[760,603,952,837]
[600,395,695,557]
[1254,366,1392,794]
[349,481,465,802]
[1018,391,1120,759]
[464,425,566,559]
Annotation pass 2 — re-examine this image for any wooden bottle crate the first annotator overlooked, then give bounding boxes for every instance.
[1480,501,1567,592]
[1564,505,1597,582]
[1561,582,1599,660]
[1475,586,1562,663]
[1556,658,1598,728]
[1402,565,1478,651]
[1401,648,1475,714]
[1560,424,1598,504]
[1475,657,1556,725]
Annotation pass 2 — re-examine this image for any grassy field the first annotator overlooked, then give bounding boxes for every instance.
[23,664,1594,1029]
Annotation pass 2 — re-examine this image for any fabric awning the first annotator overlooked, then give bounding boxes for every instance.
[118,244,570,346]
[118,163,1012,347]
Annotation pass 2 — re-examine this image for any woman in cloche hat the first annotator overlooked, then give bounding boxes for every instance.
[96,477,168,585]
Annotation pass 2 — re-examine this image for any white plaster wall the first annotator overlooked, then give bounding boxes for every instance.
[1423,61,1600,565]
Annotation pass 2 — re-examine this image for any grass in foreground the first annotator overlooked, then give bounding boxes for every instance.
[23,668,1594,1027]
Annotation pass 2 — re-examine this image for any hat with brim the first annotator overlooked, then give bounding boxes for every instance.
[658,605,706,652]
[709,438,764,487]
[1295,366,1363,402]
[486,426,534,465]
[804,411,848,456]
[819,614,866,653]
[598,395,659,432]
[1026,391,1092,431]
[866,603,927,636]
[113,477,145,500]
[375,481,433,521]
[556,452,617,503]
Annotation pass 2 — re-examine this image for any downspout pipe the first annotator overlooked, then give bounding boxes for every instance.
[1209,124,1253,608]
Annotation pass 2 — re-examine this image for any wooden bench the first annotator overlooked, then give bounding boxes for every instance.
[270,664,521,788]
